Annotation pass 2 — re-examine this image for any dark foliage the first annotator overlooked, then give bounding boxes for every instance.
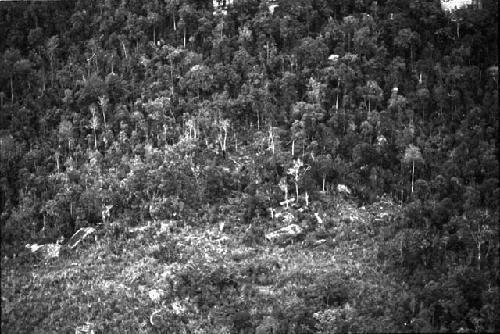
[0,0,498,332]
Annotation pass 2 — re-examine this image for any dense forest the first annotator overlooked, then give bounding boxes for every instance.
[1,0,498,333]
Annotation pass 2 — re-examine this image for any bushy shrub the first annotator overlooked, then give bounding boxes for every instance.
[313,304,357,333]
[151,239,182,264]
[2,196,38,246]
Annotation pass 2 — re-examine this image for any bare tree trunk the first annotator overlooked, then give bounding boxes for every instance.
[285,188,288,208]
[411,160,415,194]
[410,46,414,72]
[295,182,299,203]
[121,41,128,59]
[55,151,60,172]
[10,76,14,103]
[477,241,481,270]
[266,40,269,64]
[170,60,174,96]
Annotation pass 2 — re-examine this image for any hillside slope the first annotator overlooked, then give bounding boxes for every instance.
[1,0,498,332]
[3,196,414,333]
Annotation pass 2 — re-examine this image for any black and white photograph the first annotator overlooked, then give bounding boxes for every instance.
[0,0,498,332]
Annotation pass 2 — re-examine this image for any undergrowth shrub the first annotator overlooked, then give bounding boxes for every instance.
[151,239,183,264]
